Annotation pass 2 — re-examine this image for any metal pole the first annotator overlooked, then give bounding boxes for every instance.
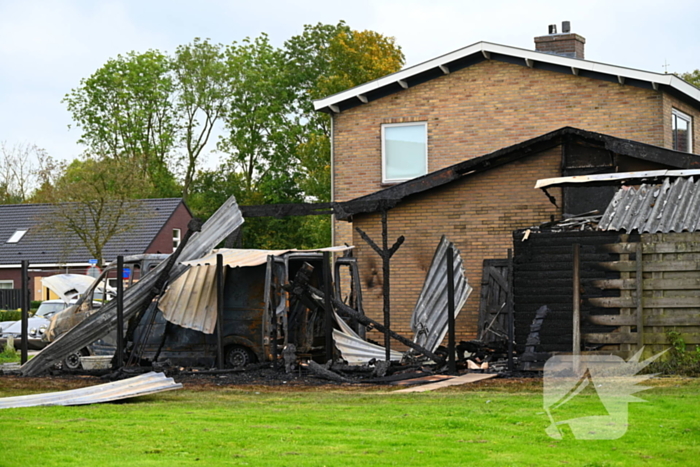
[507,249,514,372]
[115,255,124,368]
[323,251,334,363]
[20,260,29,365]
[572,243,581,372]
[381,209,391,361]
[446,246,456,374]
[216,254,225,369]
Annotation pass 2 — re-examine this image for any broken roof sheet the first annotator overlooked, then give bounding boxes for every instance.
[411,236,472,353]
[182,246,353,268]
[0,372,181,409]
[599,177,700,233]
[333,311,404,365]
[20,196,243,376]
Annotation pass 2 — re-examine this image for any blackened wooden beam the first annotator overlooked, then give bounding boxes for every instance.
[20,260,29,365]
[116,256,124,369]
[446,246,456,374]
[216,254,225,370]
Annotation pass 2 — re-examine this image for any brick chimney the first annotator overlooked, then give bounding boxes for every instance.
[534,21,585,59]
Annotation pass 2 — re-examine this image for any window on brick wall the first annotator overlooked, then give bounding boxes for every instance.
[382,122,427,183]
[0,280,13,289]
[172,228,181,250]
[672,108,692,153]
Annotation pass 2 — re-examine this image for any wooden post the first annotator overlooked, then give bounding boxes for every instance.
[355,204,404,362]
[636,242,644,349]
[322,251,334,363]
[572,244,581,371]
[115,256,124,368]
[20,260,29,365]
[446,246,456,374]
[216,254,225,369]
[507,249,514,372]
[380,209,392,361]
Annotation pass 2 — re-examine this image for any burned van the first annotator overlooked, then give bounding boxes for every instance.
[130,247,360,368]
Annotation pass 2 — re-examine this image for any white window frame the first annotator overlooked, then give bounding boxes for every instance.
[672,108,693,153]
[172,228,181,250]
[0,280,14,289]
[381,122,428,184]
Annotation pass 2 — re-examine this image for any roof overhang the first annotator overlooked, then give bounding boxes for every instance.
[313,41,700,114]
[335,127,700,220]
[535,169,700,189]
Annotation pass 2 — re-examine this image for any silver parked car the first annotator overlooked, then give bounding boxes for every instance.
[0,299,69,350]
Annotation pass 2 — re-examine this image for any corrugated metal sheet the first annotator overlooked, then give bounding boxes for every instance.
[160,246,353,334]
[332,330,404,364]
[599,177,700,233]
[159,265,219,334]
[0,372,181,409]
[332,311,403,364]
[20,196,244,376]
[182,246,352,268]
[411,236,472,353]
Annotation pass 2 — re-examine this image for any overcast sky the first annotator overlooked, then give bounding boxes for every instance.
[1,0,698,167]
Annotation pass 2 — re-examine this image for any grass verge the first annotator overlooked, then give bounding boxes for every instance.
[0,377,697,466]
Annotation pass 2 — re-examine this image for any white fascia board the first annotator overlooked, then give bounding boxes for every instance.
[535,169,700,189]
[313,41,489,111]
[0,262,93,269]
[313,41,700,112]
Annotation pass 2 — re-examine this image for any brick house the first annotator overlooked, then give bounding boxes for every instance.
[314,25,700,344]
[0,198,191,301]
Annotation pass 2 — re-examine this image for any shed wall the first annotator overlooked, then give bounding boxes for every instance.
[350,147,562,345]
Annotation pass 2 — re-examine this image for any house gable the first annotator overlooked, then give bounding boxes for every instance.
[314,41,700,114]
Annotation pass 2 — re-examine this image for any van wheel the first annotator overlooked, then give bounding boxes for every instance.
[63,350,86,370]
[225,346,254,368]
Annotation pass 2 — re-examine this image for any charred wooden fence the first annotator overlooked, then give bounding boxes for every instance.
[512,230,626,356]
[589,232,700,356]
[0,289,21,310]
[512,230,700,361]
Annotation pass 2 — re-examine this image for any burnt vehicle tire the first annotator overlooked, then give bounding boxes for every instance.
[225,345,255,368]
[62,349,87,370]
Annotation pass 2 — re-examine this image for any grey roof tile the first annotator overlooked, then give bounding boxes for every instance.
[0,198,183,265]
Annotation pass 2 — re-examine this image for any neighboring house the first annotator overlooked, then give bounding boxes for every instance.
[0,198,191,301]
[314,24,700,343]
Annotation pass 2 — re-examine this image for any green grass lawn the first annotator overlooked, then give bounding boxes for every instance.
[0,378,698,466]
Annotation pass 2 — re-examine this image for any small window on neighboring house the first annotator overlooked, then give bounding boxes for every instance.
[672,109,692,152]
[0,280,13,289]
[6,230,27,243]
[382,122,428,183]
[172,229,181,250]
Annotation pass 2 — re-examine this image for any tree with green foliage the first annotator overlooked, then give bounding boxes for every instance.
[63,50,179,198]
[0,142,56,204]
[63,23,404,249]
[680,69,700,88]
[172,38,230,200]
[47,157,151,266]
